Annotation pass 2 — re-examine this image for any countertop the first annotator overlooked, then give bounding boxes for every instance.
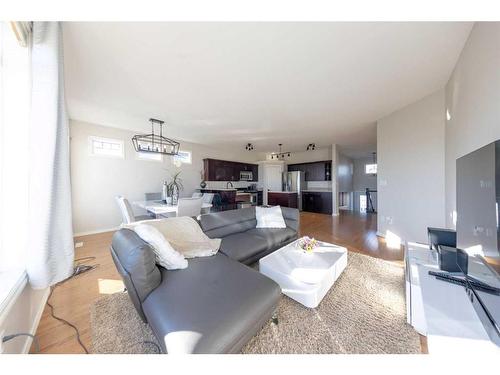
[198,188,263,193]
[268,191,298,194]
[301,189,333,193]
[199,188,237,191]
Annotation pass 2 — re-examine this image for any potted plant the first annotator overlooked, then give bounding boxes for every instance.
[165,170,184,205]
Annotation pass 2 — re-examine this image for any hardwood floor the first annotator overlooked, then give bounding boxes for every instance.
[32,210,426,354]
[299,211,404,262]
[33,231,119,354]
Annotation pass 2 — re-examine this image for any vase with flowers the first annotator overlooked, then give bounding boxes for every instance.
[297,236,318,253]
[163,170,184,205]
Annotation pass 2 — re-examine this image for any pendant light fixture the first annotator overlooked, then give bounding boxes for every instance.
[306,143,316,151]
[132,118,180,156]
[270,143,291,160]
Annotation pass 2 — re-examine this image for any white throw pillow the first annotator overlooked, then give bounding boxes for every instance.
[256,206,287,229]
[133,224,188,270]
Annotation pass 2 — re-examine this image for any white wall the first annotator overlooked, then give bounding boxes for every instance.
[376,23,500,242]
[445,23,500,228]
[0,279,48,353]
[337,152,353,193]
[353,157,377,192]
[331,144,339,215]
[70,120,259,235]
[377,89,446,243]
[353,157,378,212]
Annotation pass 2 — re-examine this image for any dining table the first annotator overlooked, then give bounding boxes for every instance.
[133,200,213,218]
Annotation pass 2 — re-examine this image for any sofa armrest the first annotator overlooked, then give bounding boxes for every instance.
[281,207,300,232]
[110,229,162,322]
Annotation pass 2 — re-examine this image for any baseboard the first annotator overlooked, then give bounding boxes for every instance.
[74,226,119,237]
[21,287,50,354]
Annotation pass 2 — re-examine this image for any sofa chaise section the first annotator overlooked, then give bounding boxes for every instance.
[110,228,281,354]
[142,253,281,353]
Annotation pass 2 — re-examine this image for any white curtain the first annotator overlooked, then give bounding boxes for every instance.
[9,22,32,47]
[27,22,74,289]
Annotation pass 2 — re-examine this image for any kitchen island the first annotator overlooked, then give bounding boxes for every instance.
[302,190,332,214]
[268,191,298,208]
[198,188,237,211]
[198,188,263,210]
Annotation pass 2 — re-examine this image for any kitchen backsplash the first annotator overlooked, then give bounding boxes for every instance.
[204,180,330,190]
[205,181,252,189]
[306,181,332,190]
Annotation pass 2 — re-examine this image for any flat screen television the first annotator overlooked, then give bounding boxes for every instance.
[456,140,500,347]
[456,139,500,258]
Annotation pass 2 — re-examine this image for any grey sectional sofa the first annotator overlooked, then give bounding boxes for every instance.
[200,206,299,264]
[110,206,299,354]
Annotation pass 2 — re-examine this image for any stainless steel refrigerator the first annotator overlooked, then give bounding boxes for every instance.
[282,171,306,210]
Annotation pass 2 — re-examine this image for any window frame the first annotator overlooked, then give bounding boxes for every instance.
[0,22,32,313]
[88,136,125,159]
[365,163,377,175]
[173,150,192,165]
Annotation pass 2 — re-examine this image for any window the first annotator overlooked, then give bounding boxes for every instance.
[173,150,192,165]
[89,136,124,158]
[137,151,162,162]
[365,163,377,174]
[359,195,367,213]
[1,21,30,290]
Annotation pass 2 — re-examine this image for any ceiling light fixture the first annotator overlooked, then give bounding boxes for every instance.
[132,118,180,156]
[245,143,254,151]
[306,143,316,151]
[270,143,291,160]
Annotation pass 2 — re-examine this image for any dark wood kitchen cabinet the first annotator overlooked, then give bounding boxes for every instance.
[302,191,332,214]
[287,160,332,181]
[268,192,298,208]
[203,159,258,182]
[251,164,258,179]
[215,160,232,181]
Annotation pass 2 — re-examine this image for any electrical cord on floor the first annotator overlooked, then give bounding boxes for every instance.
[141,340,162,354]
[44,259,100,354]
[24,256,160,355]
[46,285,90,354]
[2,333,40,353]
[74,256,97,264]
[4,261,99,354]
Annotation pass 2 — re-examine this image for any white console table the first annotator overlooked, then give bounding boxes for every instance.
[405,242,499,354]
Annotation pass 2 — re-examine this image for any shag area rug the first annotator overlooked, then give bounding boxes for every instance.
[90,251,421,354]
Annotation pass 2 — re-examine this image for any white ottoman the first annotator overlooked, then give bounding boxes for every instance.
[259,239,348,308]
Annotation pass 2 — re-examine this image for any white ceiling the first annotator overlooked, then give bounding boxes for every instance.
[63,22,472,155]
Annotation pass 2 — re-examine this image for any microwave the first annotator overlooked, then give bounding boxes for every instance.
[240,171,253,181]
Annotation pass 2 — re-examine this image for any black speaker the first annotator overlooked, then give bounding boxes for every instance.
[428,227,457,251]
[437,245,461,272]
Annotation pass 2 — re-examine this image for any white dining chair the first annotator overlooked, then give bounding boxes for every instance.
[115,196,151,224]
[201,193,214,214]
[177,197,203,218]
[202,193,214,204]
